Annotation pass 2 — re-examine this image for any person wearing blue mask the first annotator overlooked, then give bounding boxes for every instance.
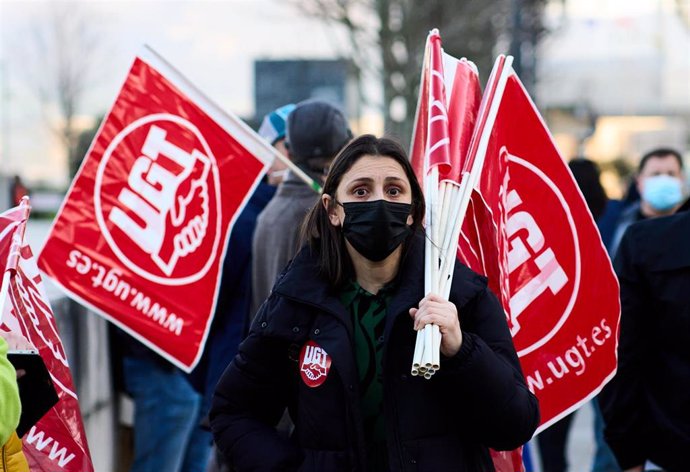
[609,148,686,256]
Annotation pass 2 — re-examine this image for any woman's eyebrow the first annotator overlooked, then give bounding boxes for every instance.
[348,176,406,183]
[347,177,374,185]
[384,176,407,183]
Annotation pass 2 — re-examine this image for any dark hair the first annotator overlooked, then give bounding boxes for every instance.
[622,178,640,205]
[638,147,683,173]
[568,158,607,220]
[301,134,425,288]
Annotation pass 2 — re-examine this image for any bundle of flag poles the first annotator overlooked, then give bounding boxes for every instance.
[410,29,513,378]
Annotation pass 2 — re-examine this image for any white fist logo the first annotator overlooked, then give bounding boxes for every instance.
[95,114,222,285]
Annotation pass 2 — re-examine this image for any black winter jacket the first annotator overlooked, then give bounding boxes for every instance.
[210,235,539,471]
[600,210,690,472]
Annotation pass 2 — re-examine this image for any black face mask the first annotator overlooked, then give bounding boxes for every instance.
[339,200,413,262]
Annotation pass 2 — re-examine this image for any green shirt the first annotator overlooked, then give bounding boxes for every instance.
[0,337,21,445]
[340,280,392,470]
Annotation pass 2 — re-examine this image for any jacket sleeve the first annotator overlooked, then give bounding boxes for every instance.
[0,337,21,446]
[443,276,539,451]
[209,304,302,471]
[598,227,650,469]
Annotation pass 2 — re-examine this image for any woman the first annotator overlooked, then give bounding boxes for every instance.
[210,135,539,471]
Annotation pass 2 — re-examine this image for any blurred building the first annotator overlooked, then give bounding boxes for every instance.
[254,59,366,131]
[536,0,690,195]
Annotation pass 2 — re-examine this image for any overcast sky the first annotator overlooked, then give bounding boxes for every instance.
[0,0,686,186]
[0,0,354,185]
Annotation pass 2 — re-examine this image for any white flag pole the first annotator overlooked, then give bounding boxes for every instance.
[414,33,434,377]
[438,56,514,299]
[0,270,12,325]
[267,143,323,194]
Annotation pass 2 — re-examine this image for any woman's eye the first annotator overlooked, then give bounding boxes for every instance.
[388,187,401,196]
[354,188,367,197]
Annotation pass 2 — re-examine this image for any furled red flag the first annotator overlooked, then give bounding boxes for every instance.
[460,56,620,432]
[38,47,274,372]
[409,32,524,472]
[410,29,481,186]
[411,34,620,469]
[0,198,94,472]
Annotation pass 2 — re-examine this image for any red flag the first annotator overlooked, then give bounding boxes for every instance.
[410,37,430,185]
[425,30,452,176]
[442,54,481,184]
[410,30,481,184]
[460,59,620,432]
[410,34,523,471]
[0,199,94,472]
[38,47,273,371]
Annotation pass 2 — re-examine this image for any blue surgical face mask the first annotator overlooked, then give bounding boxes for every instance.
[642,175,683,211]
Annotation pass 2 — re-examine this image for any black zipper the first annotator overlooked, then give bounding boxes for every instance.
[382,324,407,471]
[277,291,365,470]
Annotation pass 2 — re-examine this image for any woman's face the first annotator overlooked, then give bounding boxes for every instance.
[324,155,414,227]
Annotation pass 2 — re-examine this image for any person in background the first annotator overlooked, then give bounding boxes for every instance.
[250,99,352,319]
[608,148,685,255]
[198,103,295,472]
[596,179,636,254]
[537,158,621,472]
[118,335,208,471]
[600,206,690,472]
[258,104,296,186]
[9,175,28,207]
[1,331,32,471]
[211,135,539,470]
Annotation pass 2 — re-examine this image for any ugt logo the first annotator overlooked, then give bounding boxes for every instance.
[503,148,580,357]
[299,340,331,388]
[94,114,222,285]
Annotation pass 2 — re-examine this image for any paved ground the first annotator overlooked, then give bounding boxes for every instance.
[529,397,597,472]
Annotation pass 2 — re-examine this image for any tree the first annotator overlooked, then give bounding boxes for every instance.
[18,3,104,178]
[294,0,546,145]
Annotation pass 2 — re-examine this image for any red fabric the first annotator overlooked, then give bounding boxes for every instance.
[37,54,268,371]
[0,200,94,471]
[459,67,620,433]
[411,38,620,468]
[410,31,481,185]
[410,33,523,471]
[425,31,452,176]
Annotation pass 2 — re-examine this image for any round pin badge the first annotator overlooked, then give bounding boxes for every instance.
[299,340,332,388]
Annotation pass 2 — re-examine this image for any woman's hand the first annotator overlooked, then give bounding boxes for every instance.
[409,293,463,357]
[1,331,33,351]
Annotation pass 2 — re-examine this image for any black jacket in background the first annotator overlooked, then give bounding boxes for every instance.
[600,210,690,472]
[210,234,539,471]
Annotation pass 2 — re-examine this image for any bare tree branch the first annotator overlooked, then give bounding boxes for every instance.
[294,0,547,144]
[14,3,104,177]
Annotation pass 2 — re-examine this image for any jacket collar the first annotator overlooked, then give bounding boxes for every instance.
[272,231,488,331]
[272,245,351,328]
[272,232,482,321]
